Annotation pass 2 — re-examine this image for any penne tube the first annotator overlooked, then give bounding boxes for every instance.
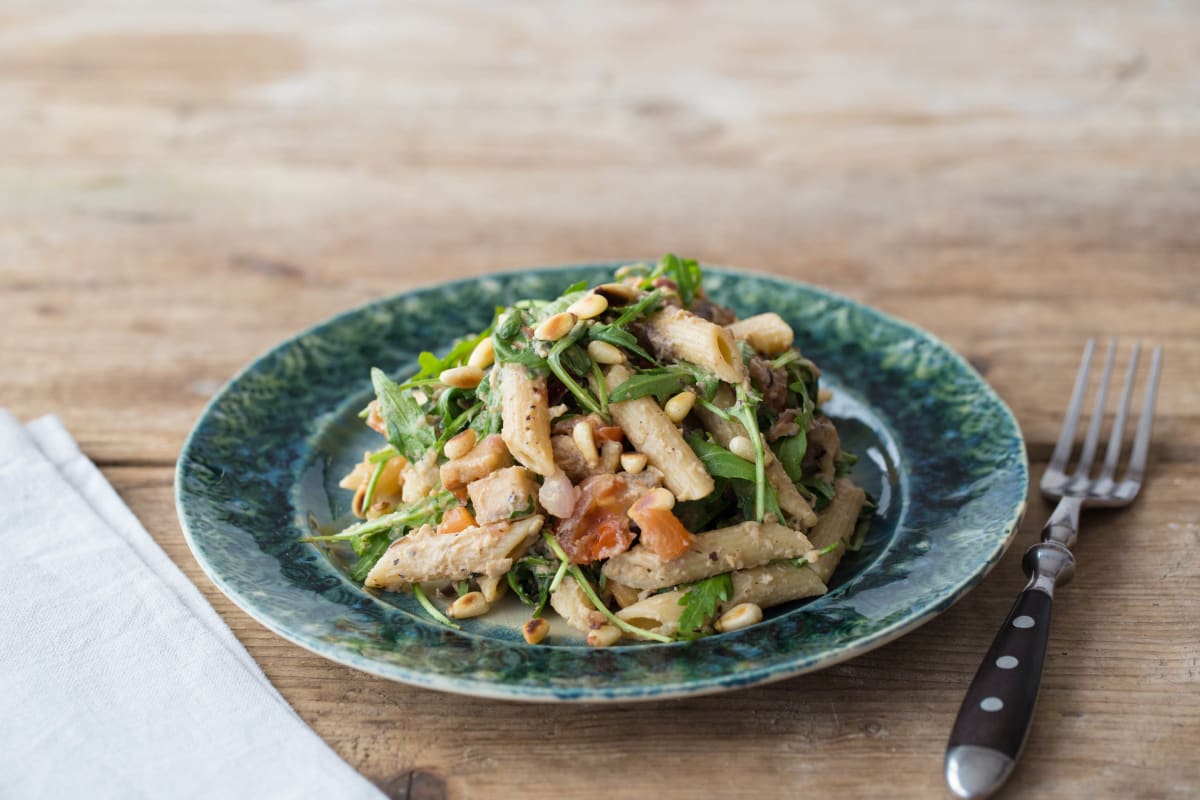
[806,477,867,584]
[476,573,507,603]
[725,563,827,610]
[604,364,714,501]
[616,590,687,637]
[601,520,814,590]
[549,575,601,634]
[497,363,557,476]
[642,306,745,383]
[726,313,795,356]
[364,515,544,590]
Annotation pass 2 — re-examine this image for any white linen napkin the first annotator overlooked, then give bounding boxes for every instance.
[0,411,385,800]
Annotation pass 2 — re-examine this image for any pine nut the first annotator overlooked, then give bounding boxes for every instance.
[587,624,622,647]
[522,617,550,645]
[572,421,600,467]
[630,487,675,515]
[444,428,477,460]
[440,365,483,390]
[365,500,394,519]
[567,292,609,320]
[586,340,625,365]
[620,453,647,473]
[715,602,763,633]
[534,312,577,341]
[468,337,496,370]
[663,391,696,424]
[728,435,756,461]
[817,388,834,406]
[594,282,639,304]
[447,591,490,619]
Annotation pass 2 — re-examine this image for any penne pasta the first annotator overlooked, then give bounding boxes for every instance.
[643,306,746,383]
[549,575,602,634]
[498,363,557,477]
[604,363,714,501]
[806,477,866,584]
[364,515,544,589]
[616,590,687,637]
[601,520,814,590]
[726,312,794,356]
[725,563,827,610]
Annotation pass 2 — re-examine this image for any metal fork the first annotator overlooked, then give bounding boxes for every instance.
[944,339,1163,799]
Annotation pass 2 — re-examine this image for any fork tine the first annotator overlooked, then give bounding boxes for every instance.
[1125,345,1163,486]
[1048,338,1096,474]
[1070,338,1117,482]
[1098,342,1141,483]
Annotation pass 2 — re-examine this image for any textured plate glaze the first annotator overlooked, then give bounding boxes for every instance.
[176,264,1027,702]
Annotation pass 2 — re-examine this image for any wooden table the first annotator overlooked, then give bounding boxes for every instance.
[3,2,1198,797]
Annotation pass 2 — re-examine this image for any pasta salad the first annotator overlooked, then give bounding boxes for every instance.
[307,255,872,645]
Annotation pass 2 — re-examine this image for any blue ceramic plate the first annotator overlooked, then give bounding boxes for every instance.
[176,264,1027,702]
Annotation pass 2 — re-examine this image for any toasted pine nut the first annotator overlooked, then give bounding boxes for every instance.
[586,340,625,365]
[620,453,647,474]
[365,501,395,520]
[629,487,675,516]
[567,292,609,320]
[715,602,763,633]
[728,435,756,462]
[440,365,483,390]
[572,421,600,467]
[594,282,639,304]
[447,591,490,619]
[444,428,477,460]
[522,617,550,645]
[817,387,834,406]
[534,312,577,341]
[587,624,622,647]
[468,337,496,370]
[663,391,696,424]
[804,549,822,564]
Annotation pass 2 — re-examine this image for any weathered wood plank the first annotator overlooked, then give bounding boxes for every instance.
[3,0,1199,795]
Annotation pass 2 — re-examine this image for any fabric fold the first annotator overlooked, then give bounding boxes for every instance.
[0,411,383,800]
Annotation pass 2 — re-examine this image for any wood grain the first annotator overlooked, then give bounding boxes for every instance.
[1,1,1198,797]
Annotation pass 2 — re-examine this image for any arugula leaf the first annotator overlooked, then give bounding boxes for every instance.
[397,325,494,390]
[609,288,664,329]
[835,451,859,477]
[687,432,756,482]
[677,574,733,639]
[608,367,696,404]
[493,309,549,372]
[688,433,784,523]
[547,325,606,417]
[799,476,836,510]
[371,367,435,462]
[506,555,557,617]
[587,325,656,364]
[775,433,808,484]
[303,490,455,545]
[659,253,702,307]
[349,534,391,583]
[469,372,503,439]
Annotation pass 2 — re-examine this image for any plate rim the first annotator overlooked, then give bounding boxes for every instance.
[175,261,1029,702]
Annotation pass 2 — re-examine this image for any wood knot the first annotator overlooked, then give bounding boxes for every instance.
[379,769,447,800]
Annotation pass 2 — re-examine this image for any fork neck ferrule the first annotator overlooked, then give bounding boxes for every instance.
[1041,495,1084,549]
